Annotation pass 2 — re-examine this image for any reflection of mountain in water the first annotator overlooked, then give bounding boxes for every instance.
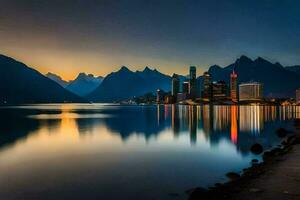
[75,106,168,140]
[0,108,64,150]
[0,109,40,149]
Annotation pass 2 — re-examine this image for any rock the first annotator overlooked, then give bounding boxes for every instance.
[168,193,179,197]
[294,119,300,129]
[251,159,259,166]
[287,135,296,145]
[226,172,241,180]
[263,151,273,160]
[249,188,263,193]
[251,143,263,154]
[273,147,283,156]
[276,128,289,138]
[187,187,210,200]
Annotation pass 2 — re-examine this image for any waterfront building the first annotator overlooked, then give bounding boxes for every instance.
[202,72,212,99]
[171,74,180,99]
[156,89,164,104]
[239,82,263,101]
[296,89,300,104]
[189,66,197,100]
[230,70,238,102]
[177,93,187,102]
[165,94,175,104]
[212,81,227,101]
[182,81,190,94]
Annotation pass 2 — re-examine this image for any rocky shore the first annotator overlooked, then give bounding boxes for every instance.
[187,129,300,200]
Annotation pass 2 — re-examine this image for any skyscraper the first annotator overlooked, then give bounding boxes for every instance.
[189,66,197,100]
[171,74,180,97]
[212,81,227,101]
[202,72,212,99]
[239,82,263,101]
[156,89,164,104]
[182,81,190,94]
[230,70,238,102]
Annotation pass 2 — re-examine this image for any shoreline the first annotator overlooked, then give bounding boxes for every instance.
[187,132,300,200]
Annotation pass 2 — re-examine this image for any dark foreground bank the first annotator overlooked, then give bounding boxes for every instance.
[188,131,300,200]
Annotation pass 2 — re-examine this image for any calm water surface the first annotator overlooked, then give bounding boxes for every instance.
[0,104,299,200]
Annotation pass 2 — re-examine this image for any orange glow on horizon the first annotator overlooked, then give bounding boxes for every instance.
[1,48,206,81]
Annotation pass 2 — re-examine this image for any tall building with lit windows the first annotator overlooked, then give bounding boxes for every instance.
[171,74,180,97]
[239,82,263,101]
[212,81,227,101]
[202,72,212,99]
[230,70,238,102]
[189,66,197,100]
[156,89,163,104]
[182,81,190,94]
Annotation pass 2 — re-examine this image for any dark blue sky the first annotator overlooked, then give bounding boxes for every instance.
[0,0,299,80]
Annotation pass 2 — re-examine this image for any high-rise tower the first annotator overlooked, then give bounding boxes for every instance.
[182,81,190,94]
[230,70,238,102]
[171,74,180,97]
[189,66,197,100]
[202,71,212,99]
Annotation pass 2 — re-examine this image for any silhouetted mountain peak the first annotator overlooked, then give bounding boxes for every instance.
[211,64,221,68]
[0,54,14,61]
[208,65,223,75]
[120,66,130,71]
[65,72,104,96]
[274,62,284,68]
[254,56,272,65]
[141,66,162,75]
[46,72,64,80]
[77,72,88,78]
[233,55,253,70]
[209,65,221,70]
[143,66,152,72]
[238,55,252,62]
[0,54,84,103]
[46,72,69,87]
[207,55,300,98]
[88,66,172,102]
[75,72,101,81]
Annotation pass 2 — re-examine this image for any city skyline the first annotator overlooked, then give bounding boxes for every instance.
[1,0,300,80]
[1,1,300,199]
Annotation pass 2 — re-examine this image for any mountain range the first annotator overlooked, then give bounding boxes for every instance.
[46,72,103,96]
[87,66,172,102]
[87,56,300,102]
[206,55,300,97]
[0,55,84,104]
[45,72,70,88]
[1,54,300,104]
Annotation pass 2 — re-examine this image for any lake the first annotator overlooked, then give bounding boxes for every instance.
[0,104,299,200]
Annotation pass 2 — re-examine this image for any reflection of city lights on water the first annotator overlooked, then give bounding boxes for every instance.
[167,105,300,144]
[239,106,263,135]
[231,106,238,144]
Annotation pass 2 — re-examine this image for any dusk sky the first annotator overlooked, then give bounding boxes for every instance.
[1,0,299,80]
